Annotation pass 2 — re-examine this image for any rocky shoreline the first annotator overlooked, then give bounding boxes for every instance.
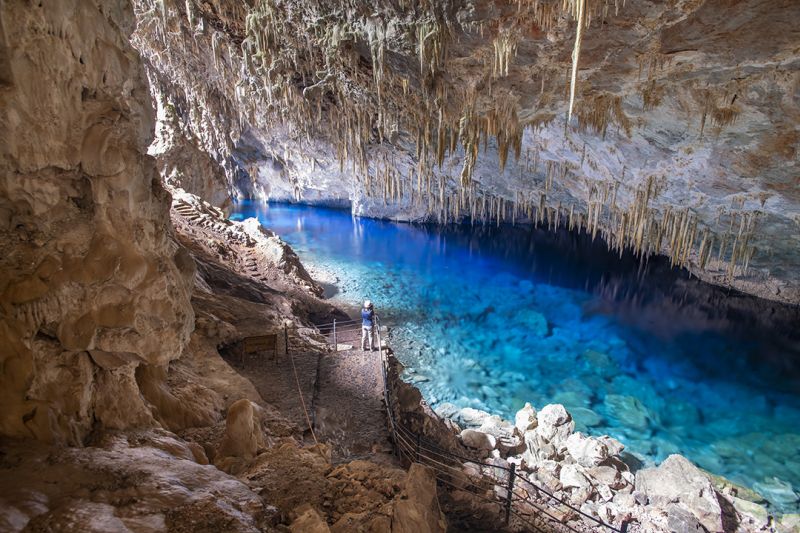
[384,351,800,532]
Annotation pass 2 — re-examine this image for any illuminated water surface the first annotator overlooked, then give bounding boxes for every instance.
[232,201,800,512]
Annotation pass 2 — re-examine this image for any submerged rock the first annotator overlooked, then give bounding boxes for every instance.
[751,477,799,509]
[455,407,493,429]
[604,394,653,432]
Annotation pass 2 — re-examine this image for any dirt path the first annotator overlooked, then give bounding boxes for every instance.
[313,346,392,461]
[228,343,321,440]
[228,333,392,463]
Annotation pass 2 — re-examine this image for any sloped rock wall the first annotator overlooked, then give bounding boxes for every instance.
[0,0,193,444]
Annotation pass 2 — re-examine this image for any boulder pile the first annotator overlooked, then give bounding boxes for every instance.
[433,400,787,532]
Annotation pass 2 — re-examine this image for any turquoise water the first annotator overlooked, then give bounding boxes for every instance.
[231,201,800,512]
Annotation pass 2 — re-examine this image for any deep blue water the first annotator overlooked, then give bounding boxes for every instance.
[231,201,800,511]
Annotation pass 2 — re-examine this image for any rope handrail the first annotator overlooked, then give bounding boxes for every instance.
[314,318,362,328]
[306,314,624,533]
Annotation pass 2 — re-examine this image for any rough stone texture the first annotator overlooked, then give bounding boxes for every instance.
[0,0,194,444]
[514,402,538,433]
[391,464,447,533]
[459,428,496,451]
[0,431,265,532]
[290,505,331,533]
[216,399,267,462]
[565,432,609,468]
[636,454,725,533]
[149,91,233,212]
[131,0,800,303]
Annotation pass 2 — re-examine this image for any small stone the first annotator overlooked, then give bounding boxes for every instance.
[666,503,705,533]
[539,403,570,427]
[612,492,636,509]
[597,483,614,503]
[586,465,623,489]
[535,404,574,444]
[570,486,593,506]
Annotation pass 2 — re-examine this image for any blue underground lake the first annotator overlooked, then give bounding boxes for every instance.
[231,201,800,512]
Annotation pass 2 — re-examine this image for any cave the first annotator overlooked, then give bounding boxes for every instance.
[1,0,799,532]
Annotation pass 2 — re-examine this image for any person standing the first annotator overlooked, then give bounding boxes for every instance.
[361,300,376,351]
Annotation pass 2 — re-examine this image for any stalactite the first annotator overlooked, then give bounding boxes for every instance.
[567,0,586,121]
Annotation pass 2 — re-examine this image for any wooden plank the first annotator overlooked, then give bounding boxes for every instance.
[243,334,277,354]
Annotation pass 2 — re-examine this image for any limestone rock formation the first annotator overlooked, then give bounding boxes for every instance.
[0,430,266,532]
[636,454,725,533]
[216,399,268,463]
[391,464,447,533]
[1,0,194,444]
[130,0,800,303]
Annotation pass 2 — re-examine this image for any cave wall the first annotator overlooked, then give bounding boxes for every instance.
[131,0,800,304]
[0,0,194,444]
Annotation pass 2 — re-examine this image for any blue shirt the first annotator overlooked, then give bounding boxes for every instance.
[361,308,375,327]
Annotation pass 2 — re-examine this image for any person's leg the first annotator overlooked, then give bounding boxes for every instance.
[368,326,375,350]
[362,326,369,350]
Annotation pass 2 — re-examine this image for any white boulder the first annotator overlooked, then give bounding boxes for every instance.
[456,407,492,428]
[514,402,538,433]
[598,435,625,457]
[535,404,575,444]
[560,464,592,489]
[565,432,609,468]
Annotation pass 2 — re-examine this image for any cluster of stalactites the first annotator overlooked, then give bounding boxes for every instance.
[139,0,758,283]
[362,147,760,283]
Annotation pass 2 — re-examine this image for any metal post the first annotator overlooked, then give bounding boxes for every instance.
[284,324,289,356]
[375,318,382,357]
[332,319,337,352]
[505,462,516,525]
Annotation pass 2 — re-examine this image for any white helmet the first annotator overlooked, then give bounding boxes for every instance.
[364,300,372,309]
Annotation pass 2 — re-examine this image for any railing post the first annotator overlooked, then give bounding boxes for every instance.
[505,462,516,525]
[375,317,382,357]
[415,433,421,463]
[332,319,337,352]
[284,324,289,356]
